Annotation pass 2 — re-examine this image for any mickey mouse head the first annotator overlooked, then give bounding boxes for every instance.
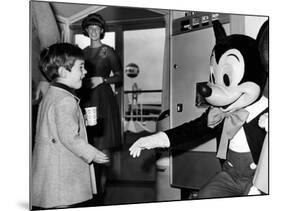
[198,20,267,112]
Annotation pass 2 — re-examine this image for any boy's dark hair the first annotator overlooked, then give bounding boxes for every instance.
[39,43,84,82]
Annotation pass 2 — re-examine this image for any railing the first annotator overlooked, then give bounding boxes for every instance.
[124,89,162,94]
[124,89,162,122]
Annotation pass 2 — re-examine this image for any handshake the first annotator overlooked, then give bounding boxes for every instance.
[129,132,170,158]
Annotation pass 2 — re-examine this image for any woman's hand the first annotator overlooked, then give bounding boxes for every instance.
[90,76,104,88]
[35,81,50,100]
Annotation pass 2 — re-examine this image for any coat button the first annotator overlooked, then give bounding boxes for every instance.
[250,163,257,170]
[51,139,57,144]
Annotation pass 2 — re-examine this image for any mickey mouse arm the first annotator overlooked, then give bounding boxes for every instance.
[252,132,268,194]
[248,111,268,195]
[165,108,220,149]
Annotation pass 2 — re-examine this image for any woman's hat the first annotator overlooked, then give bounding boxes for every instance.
[81,13,106,39]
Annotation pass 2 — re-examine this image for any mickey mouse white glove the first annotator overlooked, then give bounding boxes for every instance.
[129,132,170,158]
[258,112,268,132]
[248,186,261,195]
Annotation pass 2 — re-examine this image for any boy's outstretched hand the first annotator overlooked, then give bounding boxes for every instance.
[129,132,170,158]
[92,149,109,164]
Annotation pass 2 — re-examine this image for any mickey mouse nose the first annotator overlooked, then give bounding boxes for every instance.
[198,83,212,97]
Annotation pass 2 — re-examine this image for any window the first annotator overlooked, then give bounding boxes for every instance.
[124,28,165,105]
[75,32,116,49]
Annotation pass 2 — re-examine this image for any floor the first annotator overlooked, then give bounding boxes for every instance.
[103,131,157,206]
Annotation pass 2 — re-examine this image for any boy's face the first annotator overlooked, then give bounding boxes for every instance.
[66,59,87,89]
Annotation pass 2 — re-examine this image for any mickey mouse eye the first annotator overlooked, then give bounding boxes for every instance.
[223,74,230,86]
[209,74,216,83]
[211,73,216,84]
[218,49,244,87]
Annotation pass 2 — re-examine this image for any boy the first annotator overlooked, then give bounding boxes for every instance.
[32,43,109,209]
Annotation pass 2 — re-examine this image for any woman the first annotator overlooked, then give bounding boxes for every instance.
[79,13,123,203]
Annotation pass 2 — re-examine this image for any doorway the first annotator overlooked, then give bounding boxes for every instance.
[123,28,165,135]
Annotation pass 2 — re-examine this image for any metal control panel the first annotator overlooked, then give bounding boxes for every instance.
[173,12,230,35]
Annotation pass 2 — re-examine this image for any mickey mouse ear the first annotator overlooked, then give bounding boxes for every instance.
[212,20,227,43]
[256,20,269,98]
[256,20,269,73]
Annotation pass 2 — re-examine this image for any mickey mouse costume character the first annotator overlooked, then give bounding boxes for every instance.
[129,20,269,198]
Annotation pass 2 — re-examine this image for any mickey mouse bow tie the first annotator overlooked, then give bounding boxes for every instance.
[207,107,249,159]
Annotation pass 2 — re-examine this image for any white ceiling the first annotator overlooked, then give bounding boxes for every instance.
[50,2,167,24]
[51,2,93,18]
